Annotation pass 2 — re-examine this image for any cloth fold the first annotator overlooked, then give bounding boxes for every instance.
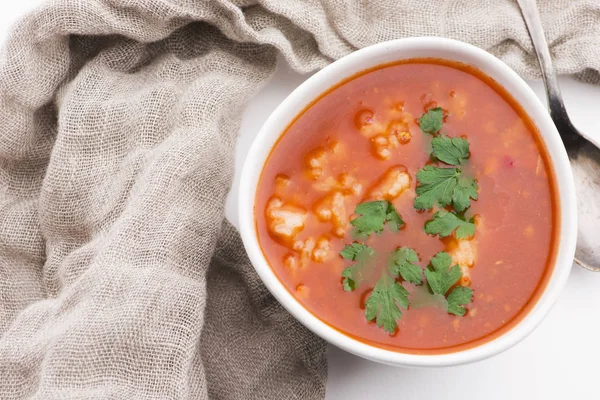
[0,0,598,398]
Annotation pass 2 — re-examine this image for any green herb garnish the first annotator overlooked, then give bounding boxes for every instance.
[388,247,423,285]
[340,243,371,260]
[446,286,474,316]
[424,251,473,316]
[425,252,461,296]
[424,210,476,239]
[431,135,470,165]
[414,166,478,212]
[340,244,375,291]
[337,102,480,334]
[350,200,404,236]
[341,245,422,331]
[419,107,444,134]
[365,274,410,334]
[453,176,479,212]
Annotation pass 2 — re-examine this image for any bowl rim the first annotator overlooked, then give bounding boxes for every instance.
[238,37,577,367]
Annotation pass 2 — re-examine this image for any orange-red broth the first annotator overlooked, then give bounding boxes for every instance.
[255,59,558,354]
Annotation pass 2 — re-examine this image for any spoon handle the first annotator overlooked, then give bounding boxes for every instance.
[516,1,561,102]
[516,0,581,148]
[518,0,600,272]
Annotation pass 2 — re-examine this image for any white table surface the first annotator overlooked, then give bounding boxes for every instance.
[2,2,600,399]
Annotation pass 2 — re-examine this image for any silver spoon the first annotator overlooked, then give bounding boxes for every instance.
[517,0,600,271]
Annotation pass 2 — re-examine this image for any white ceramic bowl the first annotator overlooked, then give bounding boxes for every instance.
[238,37,577,367]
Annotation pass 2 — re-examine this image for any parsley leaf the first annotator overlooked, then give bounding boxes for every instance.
[424,252,474,316]
[388,247,423,284]
[424,251,461,296]
[446,286,473,316]
[414,167,459,210]
[351,200,404,236]
[365,274,410,334]
[414,166,478,212]
[340,243,370,260]
[340,245,375,291]
[419,107,444,134]
[453,176,479,213]
[385,205,404,233]
[350,201,386,235]
[424,210,475,239]
[431,135,470,165]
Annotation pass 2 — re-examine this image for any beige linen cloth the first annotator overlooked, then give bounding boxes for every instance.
[0,0,598,398]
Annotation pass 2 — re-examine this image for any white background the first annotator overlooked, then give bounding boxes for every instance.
[2,2,600,399]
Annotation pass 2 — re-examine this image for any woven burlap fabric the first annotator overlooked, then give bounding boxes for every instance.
[0,0,598,398]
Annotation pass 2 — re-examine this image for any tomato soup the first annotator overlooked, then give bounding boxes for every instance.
[255,59,558,354]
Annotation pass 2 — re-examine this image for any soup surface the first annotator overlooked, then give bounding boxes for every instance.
[255,59,558,353]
